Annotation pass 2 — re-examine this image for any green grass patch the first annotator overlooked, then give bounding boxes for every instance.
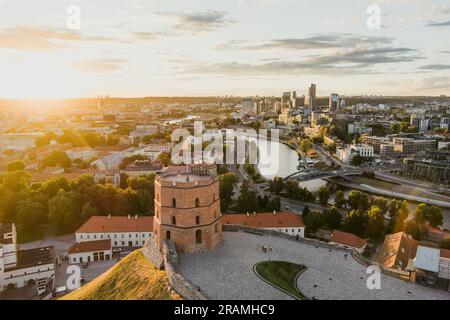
[254,261,308,300]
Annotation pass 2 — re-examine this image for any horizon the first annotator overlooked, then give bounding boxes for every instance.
[0,0,449,99]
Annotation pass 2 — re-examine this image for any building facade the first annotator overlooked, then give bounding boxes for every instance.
[153,165,222,253]
[75,215,153,248]
[1,224,55,292]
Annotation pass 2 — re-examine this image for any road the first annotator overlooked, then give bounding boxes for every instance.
[280,197,346,216]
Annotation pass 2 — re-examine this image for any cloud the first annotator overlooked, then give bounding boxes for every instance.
[0,26,115,51]
[177,46,421,77]
[215,34,394,51]
[427,20,450,27]
[420,64,450,70]
[133,32,163,41]
[73,59,127,73]
[160,10,233,32]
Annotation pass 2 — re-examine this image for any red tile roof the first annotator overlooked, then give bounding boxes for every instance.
[378,232,419,270]
[222,212,304,229]
[68,239,111,254]
[330,230,367,249]
[440,249,450,259]
[76,216,153,233]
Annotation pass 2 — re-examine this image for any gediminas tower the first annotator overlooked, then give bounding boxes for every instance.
[153,164,222,253]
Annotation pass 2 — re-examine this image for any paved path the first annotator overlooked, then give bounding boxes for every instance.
[178,232,450,300]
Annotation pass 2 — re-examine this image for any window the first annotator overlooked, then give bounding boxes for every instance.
[195,216,200,225]
[214,210,217,218]
[195,230,202,244]
[94,235,97,239]
[213,193,216,201]
[172,198,176,207]
[215,224,218,233]
[166,231,171,240]
[80,235,83,239]
[172,216,176,225]
[157,193,159,202]
[195,198,200,207]
[114,241,117,246]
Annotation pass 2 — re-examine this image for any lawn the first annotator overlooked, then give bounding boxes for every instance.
[254,260,308,300]
[61,249,182,300]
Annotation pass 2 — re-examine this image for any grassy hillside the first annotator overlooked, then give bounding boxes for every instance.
[60,249,182,300]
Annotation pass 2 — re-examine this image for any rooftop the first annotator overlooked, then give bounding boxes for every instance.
[8,246,55,271]
[222,212,304,229]
[68,239,111,254]
[76,215,153,234]
[415,246,440,273]
[330,230,367,249]
[378,232,418,270]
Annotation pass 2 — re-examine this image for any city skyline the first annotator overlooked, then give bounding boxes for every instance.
[0,0,449,99]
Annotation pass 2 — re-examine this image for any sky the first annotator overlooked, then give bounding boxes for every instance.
[0,0,449,99]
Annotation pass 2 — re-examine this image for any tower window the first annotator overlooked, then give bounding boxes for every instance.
[196,230,202,244]
[195,198,200,207]
[172,216,176,225]
[215,224,218,233]
[172,198,176,207]
[166,231,171,240]
[195,216,200,225]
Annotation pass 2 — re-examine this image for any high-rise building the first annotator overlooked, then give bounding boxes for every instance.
[304,83,316,115]
[153,165,222,253]
[241,97,254,115]
[329,93,340,111]
[441,117,450,129]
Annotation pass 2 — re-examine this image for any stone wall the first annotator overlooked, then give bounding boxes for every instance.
[161,240,208,300]
[142,236,207,300]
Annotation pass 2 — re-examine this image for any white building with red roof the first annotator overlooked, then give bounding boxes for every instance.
[222,211,305,238]
[75,215,153,249]
[68,239,112,264]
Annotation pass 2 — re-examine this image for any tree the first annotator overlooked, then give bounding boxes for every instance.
[237,180,258,213]
[318,186,330,206]
[16,198,47,232]
[440,236,450,250]
[269,177,284,194]
[7,160,25,172]
[415,204,443,227]
[351,154,363,166]
[2,170,31,192]
[334,190,346,208]
[302,206,310,219]
[323,207,342,229]
[344,209,367,237]
[300,139,313,153]
[219,172,238,212]
[119,155,148,170]
[48,190,83,233]
[42,151,71,169]
[81,202,100,222]
[304,211,324,236]
[365,205,385,241]
[347,190,370,211]
[266,197,281,212]
[41,177,70,198]
[405,220,427,241]
[157,152,171,167]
